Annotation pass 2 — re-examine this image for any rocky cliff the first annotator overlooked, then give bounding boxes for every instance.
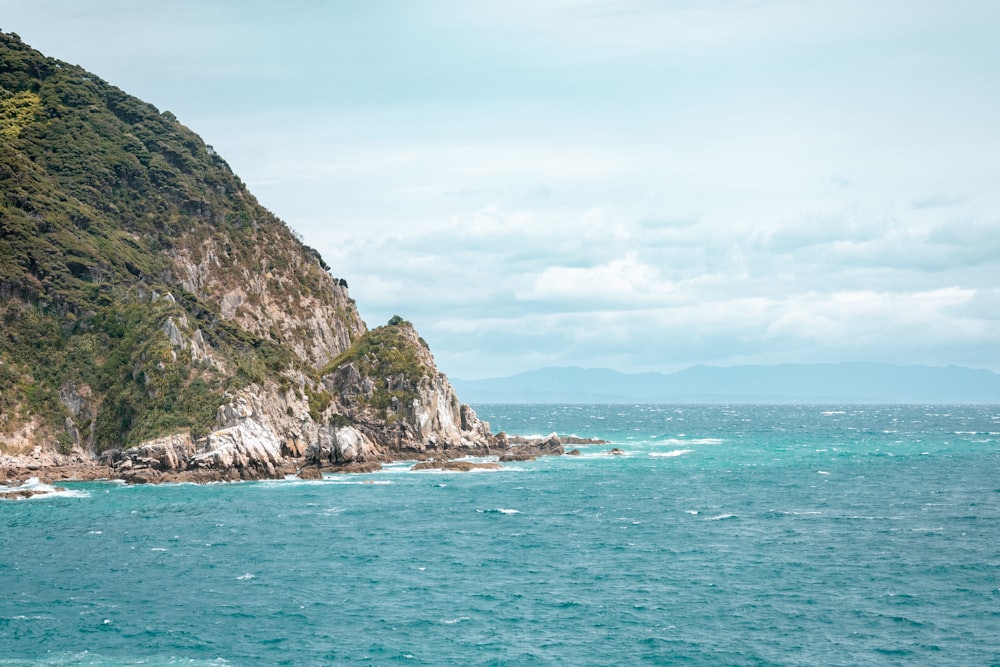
[0,32,499,481]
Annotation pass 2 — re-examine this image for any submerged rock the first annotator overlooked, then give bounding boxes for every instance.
[0,477,68,499]
[410,460,502,472]
[325,461,383,474]
[297,466,324,480]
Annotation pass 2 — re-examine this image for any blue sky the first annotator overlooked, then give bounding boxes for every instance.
[4,1,1000,378]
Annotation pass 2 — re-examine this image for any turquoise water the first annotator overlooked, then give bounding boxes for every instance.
[2,404,999,665]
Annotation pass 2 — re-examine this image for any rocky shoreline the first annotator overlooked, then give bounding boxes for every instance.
[0,432,609,497]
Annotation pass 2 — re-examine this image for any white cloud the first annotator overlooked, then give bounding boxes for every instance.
[7,0,1000,376]
[518,252,675,304]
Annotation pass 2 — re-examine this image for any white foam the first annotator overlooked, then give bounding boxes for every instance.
[650,449,693,458]
[0,477,90,500]
[323,479,394,485]
[408,467,508,475]
[660,438,723,446]
[442,616,470,624]
[817,470,831,475]
[236,573,256,580]
[477,508,521,515]
[706,513,736,521]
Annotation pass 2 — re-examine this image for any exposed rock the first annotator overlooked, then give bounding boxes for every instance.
[282,436,307,458]
[0,35,515,480]
[567,449,582,456]
[122,468,163,484]
[189,418,284,476]
[0,478,68,499]
[410,460,503,472]
[297,466,323,480]
[318,322,498,460]
[216,394,256,425]
[159,316,222,369]
[562,436,609,445]
[118,433,194,471]
[608,448,625,456]
[498,450,537,462]
[161,316,187,348]
[499,433,564,462]
[57,382,96,449]
[306,424,380,465]
[324,461,383,474]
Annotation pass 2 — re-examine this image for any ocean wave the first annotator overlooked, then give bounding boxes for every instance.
[706,513,736,521]
[650,449,693,458]
[0,477,90,500]
[324,479,394,485]
[0,652,234,666]
[408,467,508,474]
[659,438,723,446]
[477,508,521,515]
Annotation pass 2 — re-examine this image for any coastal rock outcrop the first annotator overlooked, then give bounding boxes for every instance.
[109,433,195,472]
[305,424,380,466]
[0,33,535,483]
[499,433,565,462]
[315,320,498,460]
[189,418,285,476]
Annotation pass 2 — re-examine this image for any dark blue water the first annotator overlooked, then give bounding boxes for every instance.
[2,405,999,665]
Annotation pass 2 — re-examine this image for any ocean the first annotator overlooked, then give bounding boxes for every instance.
[2,404,999,666]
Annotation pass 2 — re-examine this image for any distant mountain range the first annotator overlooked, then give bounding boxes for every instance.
[451,364,1000,404]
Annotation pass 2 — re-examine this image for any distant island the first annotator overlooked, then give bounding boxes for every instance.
[451,363,1000,404]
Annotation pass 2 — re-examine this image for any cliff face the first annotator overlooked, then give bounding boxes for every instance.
[0,32,493,476]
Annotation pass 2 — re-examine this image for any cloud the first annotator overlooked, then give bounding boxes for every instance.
[517,252,677,305]
[321,193,1000,376]
[9,0,1000,376]
[911,194,967,209]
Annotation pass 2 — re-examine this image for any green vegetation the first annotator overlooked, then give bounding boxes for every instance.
[304,386,332,423]
[322,322,432,420]
[0,294,225,450]
[0,90,41,137]
[0,32,357,451]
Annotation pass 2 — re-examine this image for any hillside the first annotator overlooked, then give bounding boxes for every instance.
[0,32,495,477]
[451,364,1000,404]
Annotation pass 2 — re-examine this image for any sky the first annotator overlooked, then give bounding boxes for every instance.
[3,1,1000,378]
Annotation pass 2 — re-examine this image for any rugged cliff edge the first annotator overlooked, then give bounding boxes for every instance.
[0,31,508,482]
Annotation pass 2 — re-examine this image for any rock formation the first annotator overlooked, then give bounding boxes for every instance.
[0,32,525,483]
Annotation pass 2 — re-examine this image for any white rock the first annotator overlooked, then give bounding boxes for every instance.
[191,418,283,470]
[124,433,195,471]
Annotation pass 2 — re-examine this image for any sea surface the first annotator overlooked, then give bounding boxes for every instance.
[2,404,999,666]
